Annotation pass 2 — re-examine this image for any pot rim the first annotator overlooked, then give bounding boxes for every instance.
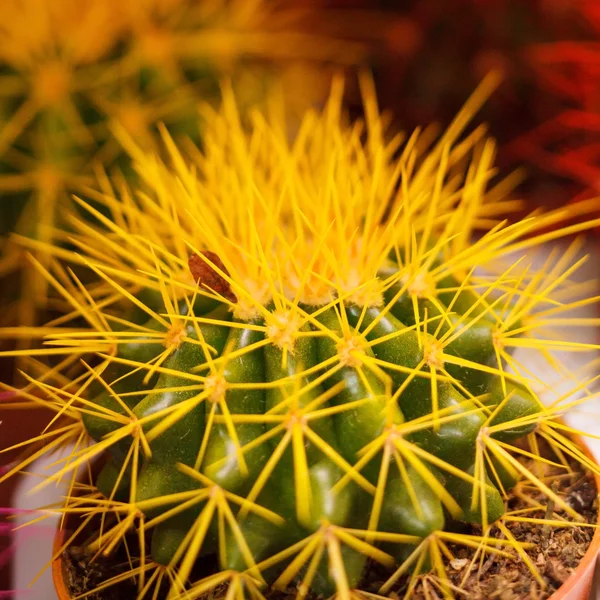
[52,432,600,600]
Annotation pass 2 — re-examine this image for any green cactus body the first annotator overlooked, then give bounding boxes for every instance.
[95,457,130,501]
[77,281,543,591]
[135,320,229,466]
[265,326,337,464]
[487,379,541,441]
[316,308,403,479]
[201,324,270,493]
[82,316,167,444]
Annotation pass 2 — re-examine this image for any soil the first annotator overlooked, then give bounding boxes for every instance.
[447,474,597,600]
[62,545,138,600]
[361,468,597,600]
[60,443,598,600]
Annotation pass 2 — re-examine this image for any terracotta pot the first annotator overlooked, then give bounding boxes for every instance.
[53,543,70,600]
[52,435,600,600]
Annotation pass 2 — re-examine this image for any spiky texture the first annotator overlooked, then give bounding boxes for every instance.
[0,0,368,331]
[2,76,600,600]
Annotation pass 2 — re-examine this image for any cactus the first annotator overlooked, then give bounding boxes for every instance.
[2,75,600,599]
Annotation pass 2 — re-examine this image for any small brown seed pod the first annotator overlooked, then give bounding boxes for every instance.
[188,251,237,303]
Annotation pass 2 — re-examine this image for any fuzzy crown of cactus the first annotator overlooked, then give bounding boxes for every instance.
[0,0,366,331]
[3,74,600,599]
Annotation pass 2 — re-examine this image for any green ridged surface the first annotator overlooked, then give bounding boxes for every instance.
[82,269,540,595]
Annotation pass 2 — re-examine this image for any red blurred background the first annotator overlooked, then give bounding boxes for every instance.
[310,0,600,209]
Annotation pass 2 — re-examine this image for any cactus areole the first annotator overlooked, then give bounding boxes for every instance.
[3,75,600,600]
